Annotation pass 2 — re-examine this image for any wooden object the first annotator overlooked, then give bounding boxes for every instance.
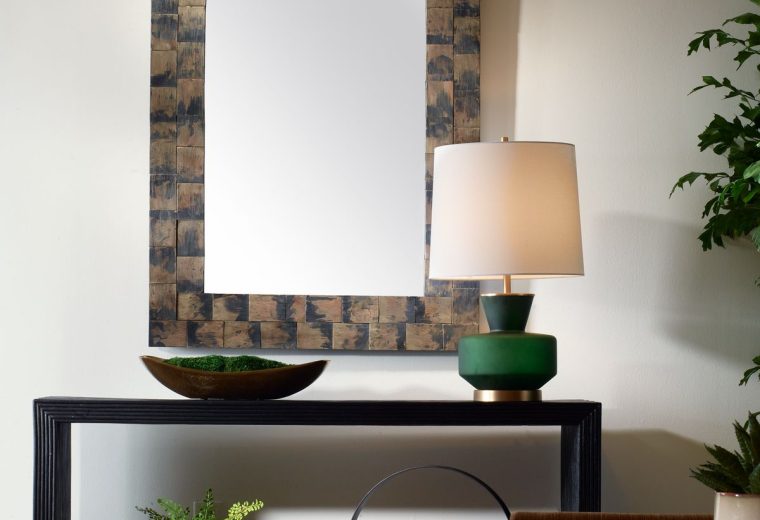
[33,398,601,520]
[148,0,481,350]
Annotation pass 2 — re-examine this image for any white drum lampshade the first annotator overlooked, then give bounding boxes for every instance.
[429,141,583,281]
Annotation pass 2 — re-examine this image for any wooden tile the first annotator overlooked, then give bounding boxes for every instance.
[151,50,177,87]
[179,0,206,6]
[150,87,177,123]
[454,53,479,93]
[150,140,176,174]
[149,246,176,283]
[428,0,453,7]
[152,0,178,14]
[453,288,479,325]
[213,294,248,321]
[333,323,369,350]
[427,44,453,81]
[427,8,453,45]
[150,122,177,141]
[178,6,205,42]
[453,280,479,289]
[178,292,212,320]
[306,296,341,322]
[454,127,479,144]
[425,262,453,297]
[177,146,203,182]
[249,295,283,321]
[284,295,306,322]
[177,115,204,146]
[178,42,205,79]
[406,323,444,351]
[150,175,176,211]
[379,296,414,323]
[261,322,296,348]
[149,320,187,347]
[224,321,261,348]
[342,296,379,323]
[425,278,453,297]
[369,323,405,350]
[150,283,176,320]
[426,81,453,153]
[150,212,176,247]
[177,183,203,219]
[188,320,223,347]
[176,256,203,293]
[454,0,479,17]
[454,16,480,54]
[426,189,432,226]
[443,323,478,351]
[454,91,480,129]
[297,322,332,349]
[414,296,453,323]
[425,152,434,191]
[177,79,203,116]
[177,219,203,256]
[151,14,178,51]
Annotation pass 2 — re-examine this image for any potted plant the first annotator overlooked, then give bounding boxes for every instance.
[691,414,760,519]
[671,1,760,257]
[136,488,263,520]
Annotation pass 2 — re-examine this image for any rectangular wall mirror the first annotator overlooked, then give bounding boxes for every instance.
[148,0,481,351]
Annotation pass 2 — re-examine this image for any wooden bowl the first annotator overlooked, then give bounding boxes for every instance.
[141,356,328,399]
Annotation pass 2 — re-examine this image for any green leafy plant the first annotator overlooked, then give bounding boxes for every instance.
[671,0,760,252]
[691,412,760,493]
[166,355,290,372]
[136,489,263,520]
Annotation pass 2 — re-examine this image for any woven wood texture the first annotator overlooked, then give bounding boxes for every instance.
[148,1,481,349]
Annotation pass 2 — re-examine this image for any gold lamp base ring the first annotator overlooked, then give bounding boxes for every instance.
[474,390,542,402]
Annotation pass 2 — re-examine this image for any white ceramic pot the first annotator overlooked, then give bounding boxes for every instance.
[714,492,760,520]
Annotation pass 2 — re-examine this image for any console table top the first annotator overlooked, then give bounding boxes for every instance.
[34,397,600,426]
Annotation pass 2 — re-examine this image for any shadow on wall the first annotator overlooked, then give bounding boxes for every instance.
[80,425,712,516]
[587,212,760,366]
[603,430,712,514]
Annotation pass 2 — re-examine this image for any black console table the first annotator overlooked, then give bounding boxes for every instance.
[33,398,601,519]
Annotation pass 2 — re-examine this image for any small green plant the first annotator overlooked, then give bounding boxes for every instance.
[691,412,760,493]
[671,0,760,253]
[136,489,263,520]
[166,355,290,372]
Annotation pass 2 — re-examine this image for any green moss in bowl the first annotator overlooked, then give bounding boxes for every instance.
[165,355,291,372]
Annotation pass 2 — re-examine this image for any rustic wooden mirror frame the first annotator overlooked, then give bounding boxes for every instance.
[148,0,481,350]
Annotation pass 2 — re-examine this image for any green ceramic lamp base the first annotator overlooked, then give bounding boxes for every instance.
[458,294,557,401]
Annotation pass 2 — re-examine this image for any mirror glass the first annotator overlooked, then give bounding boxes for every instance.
[204,0,427,297]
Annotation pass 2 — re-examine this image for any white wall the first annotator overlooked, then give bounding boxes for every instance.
[1,0,759,519]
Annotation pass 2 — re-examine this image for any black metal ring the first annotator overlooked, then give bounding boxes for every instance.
[351,464,511,519]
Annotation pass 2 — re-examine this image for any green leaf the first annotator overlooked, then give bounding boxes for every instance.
[192,489,215,520]
[750,226,760,251]
[740,365,760,386]
[706,444,749,488]
[691,466,744,492]
[157,498,189,520]
[736,421,755,472]
[725,13,760,26]
[750,464,760,493]
[744,161,760,181]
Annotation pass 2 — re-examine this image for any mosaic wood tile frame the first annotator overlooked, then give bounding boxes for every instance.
[149,0,481,351]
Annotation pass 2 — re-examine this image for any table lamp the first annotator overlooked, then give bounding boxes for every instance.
[429,140,583,402]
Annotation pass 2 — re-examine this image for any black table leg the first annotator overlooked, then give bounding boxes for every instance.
[560,406,602,511]
[34,403,71,520]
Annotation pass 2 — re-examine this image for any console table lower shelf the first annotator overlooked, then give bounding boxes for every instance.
[33,398,601,520]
